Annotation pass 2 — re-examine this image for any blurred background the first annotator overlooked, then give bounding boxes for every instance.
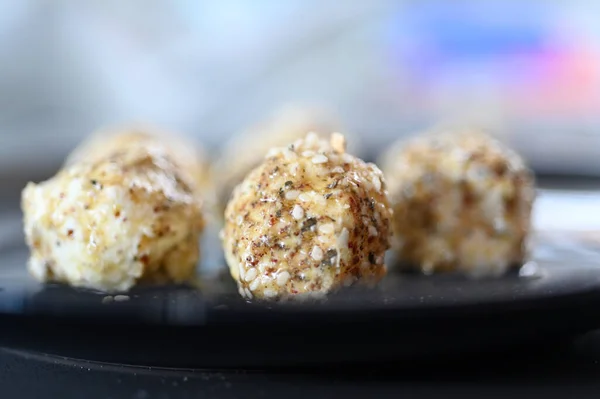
[1,0,600,189]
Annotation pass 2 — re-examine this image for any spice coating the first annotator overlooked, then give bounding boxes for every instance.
[214,106,351,211]
[380,128,535,277]
[66,126,213,196]
[22,130,205,292]
[222,132,392,301]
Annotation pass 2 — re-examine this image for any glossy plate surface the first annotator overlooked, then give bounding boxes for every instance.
[0,225,599,367]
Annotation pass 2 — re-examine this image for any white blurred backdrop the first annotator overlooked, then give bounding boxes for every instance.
[1,0,600,176]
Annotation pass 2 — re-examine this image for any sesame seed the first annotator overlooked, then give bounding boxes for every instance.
[332,166,344,174]
[312,154,329,164]
[114,295,130,302]
[331,132,346,153]
[318,223,334,234]
[266,148,281,158]
[245,267,258,282]
[311,245,324,261]
[101,296,113,304]
[290,162,299,175]
[372,176,382,192]
[249,279,260,291]
[238,286,245,297]
[260,274,271,284]
[244,288,253,299]
[292,204,305,220]
[342,153,353,164]
[264,288,277,298]
[284,150,297,160]
[327,154,340,164]
[493,217,507,233]
[238,264,246,280]
[298,193,310,202]
[302,150,315,157]
[276,271,290,286]
[236,215,243,225]
[285,190,300,200]
[314,195,326,206]
[368,225,378,237]
[338,228,349,250]
[305,132,319,145]
[258,262,268,273]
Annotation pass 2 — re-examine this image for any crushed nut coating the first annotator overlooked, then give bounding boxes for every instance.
[222,132,392,301]
[380,128,535,277]
[22,128,206,292]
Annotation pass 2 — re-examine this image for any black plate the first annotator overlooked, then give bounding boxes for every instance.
[1,220,600,368]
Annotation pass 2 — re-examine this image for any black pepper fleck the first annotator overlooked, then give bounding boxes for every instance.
[324,193,332,199]
[90,179,103,189]
[321,249,338,266]
[301,218,317,232]
[327,180,338,189]
[368,252,376,264]
[284,181,293,188]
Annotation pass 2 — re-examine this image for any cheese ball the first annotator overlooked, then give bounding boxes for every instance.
[380,128,535,277]
[221,132,392,301]
[66,125,214,199]
[22,129,206,292]
[214,105,355,210]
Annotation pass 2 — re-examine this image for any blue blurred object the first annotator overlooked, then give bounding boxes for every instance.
[396,2,549,54]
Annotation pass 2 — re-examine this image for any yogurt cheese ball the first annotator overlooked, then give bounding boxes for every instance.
[22,129,206,292]
[214,105,354,210]
[222,132,392,301]
[66,126,214,199]
[380,129,535,277]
